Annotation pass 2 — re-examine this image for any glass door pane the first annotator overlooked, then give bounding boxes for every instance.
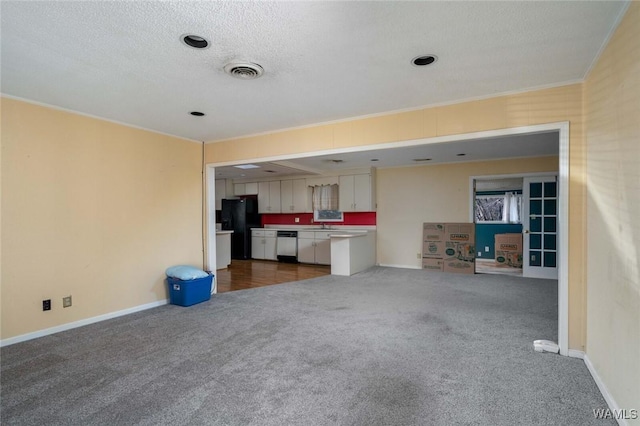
[523,176,558,279]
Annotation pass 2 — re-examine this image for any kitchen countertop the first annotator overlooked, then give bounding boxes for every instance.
[327,233,368,238]
[216,230,234,235]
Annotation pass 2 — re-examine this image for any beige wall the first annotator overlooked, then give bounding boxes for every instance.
[206,83,586,350]
[585,2,640,415]
[376,156,559,268]
[1,98,203,340]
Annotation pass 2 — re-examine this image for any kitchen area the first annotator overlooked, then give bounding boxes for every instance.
[212,167,377,291]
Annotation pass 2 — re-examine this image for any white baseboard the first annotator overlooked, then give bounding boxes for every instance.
[583,354,628,426]
[0,299,168,347]
[567,349,585,359]
[378,263,421,270]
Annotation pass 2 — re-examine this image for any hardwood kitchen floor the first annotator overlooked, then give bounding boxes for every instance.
[215,259,331,293]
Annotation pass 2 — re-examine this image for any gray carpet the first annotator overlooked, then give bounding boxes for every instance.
[1,267,611,425]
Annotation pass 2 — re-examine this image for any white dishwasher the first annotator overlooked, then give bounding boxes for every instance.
[276,230,298,263]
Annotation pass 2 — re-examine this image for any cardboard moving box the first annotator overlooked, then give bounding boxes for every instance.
[423,222,475,275]
[495,233,523,268]
[422,223,446,258]
[422,258,444,271]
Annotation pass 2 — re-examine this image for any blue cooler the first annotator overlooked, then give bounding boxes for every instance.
[167,273,213,307]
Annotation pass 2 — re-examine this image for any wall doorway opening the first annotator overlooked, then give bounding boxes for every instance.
[473,176,525,277]
[472,174,559,281]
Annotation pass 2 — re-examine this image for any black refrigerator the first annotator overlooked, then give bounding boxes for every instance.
[221,198,261,260]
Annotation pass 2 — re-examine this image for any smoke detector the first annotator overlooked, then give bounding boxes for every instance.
[224,62,264,80]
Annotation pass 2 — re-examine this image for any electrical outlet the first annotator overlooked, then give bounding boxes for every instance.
[43,299,51,311]
[295,217,300,223]
[63,296,72,308]
[485,246,490,252]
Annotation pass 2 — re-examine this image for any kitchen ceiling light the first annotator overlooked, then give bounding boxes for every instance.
[456,153,466,156]
[233,164,260,170]
[412,55,438,67]
[190,111,205,116]
[413,158,432,162]
[181,34,209,49]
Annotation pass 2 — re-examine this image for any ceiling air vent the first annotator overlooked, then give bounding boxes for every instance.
[224,63,264,80]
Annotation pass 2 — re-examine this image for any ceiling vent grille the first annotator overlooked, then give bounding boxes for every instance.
[224,63,264,80]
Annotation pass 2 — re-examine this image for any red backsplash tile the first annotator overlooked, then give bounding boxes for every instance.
[261,212,376,226]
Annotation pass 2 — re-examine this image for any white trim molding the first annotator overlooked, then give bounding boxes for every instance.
[567,349,586,359]
[0,299,168,347]
[584,354,629,426]
[378,264,422,270]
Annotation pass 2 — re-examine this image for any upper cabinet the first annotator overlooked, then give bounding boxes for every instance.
[280,179,310,213]
[339,172,376,212]
[234,182,258,196]
[230,169,374,214]
[258,181,281,213]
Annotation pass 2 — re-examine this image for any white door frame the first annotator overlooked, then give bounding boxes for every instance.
[204,165,217,292]
[206,122,570,356]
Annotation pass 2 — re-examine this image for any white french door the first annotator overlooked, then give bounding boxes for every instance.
[523,176,559,279]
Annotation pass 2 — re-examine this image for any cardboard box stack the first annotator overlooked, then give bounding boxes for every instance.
[443,223,476,274]
[422,223,445,271]
[423,222,475,274]
[494,233,523,268]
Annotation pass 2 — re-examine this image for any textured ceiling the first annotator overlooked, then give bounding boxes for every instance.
[0,1,628,142]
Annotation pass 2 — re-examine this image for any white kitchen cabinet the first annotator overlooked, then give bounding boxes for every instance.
[246,182,258,195]
[280,179,309,213]
[314,232,332,265]
[215,179,227,211]
[251,229,277,260]
[339,173,374,212]
[234,182,258,196]
[264,233,277,260]
[215,231,232,269]
[297,233,316,264]
[258,181,281,213]
[297,231,331,265]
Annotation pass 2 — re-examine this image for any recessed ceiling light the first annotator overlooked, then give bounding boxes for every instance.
[413,158,432,162]
[181,34,209,49]
[456,153,466,156]
[330,159,344,164]
[371,159,379,162]
[265,170,276,173]
[190,111,205,117]
[233,164,260,170]
[412,55,438,67]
